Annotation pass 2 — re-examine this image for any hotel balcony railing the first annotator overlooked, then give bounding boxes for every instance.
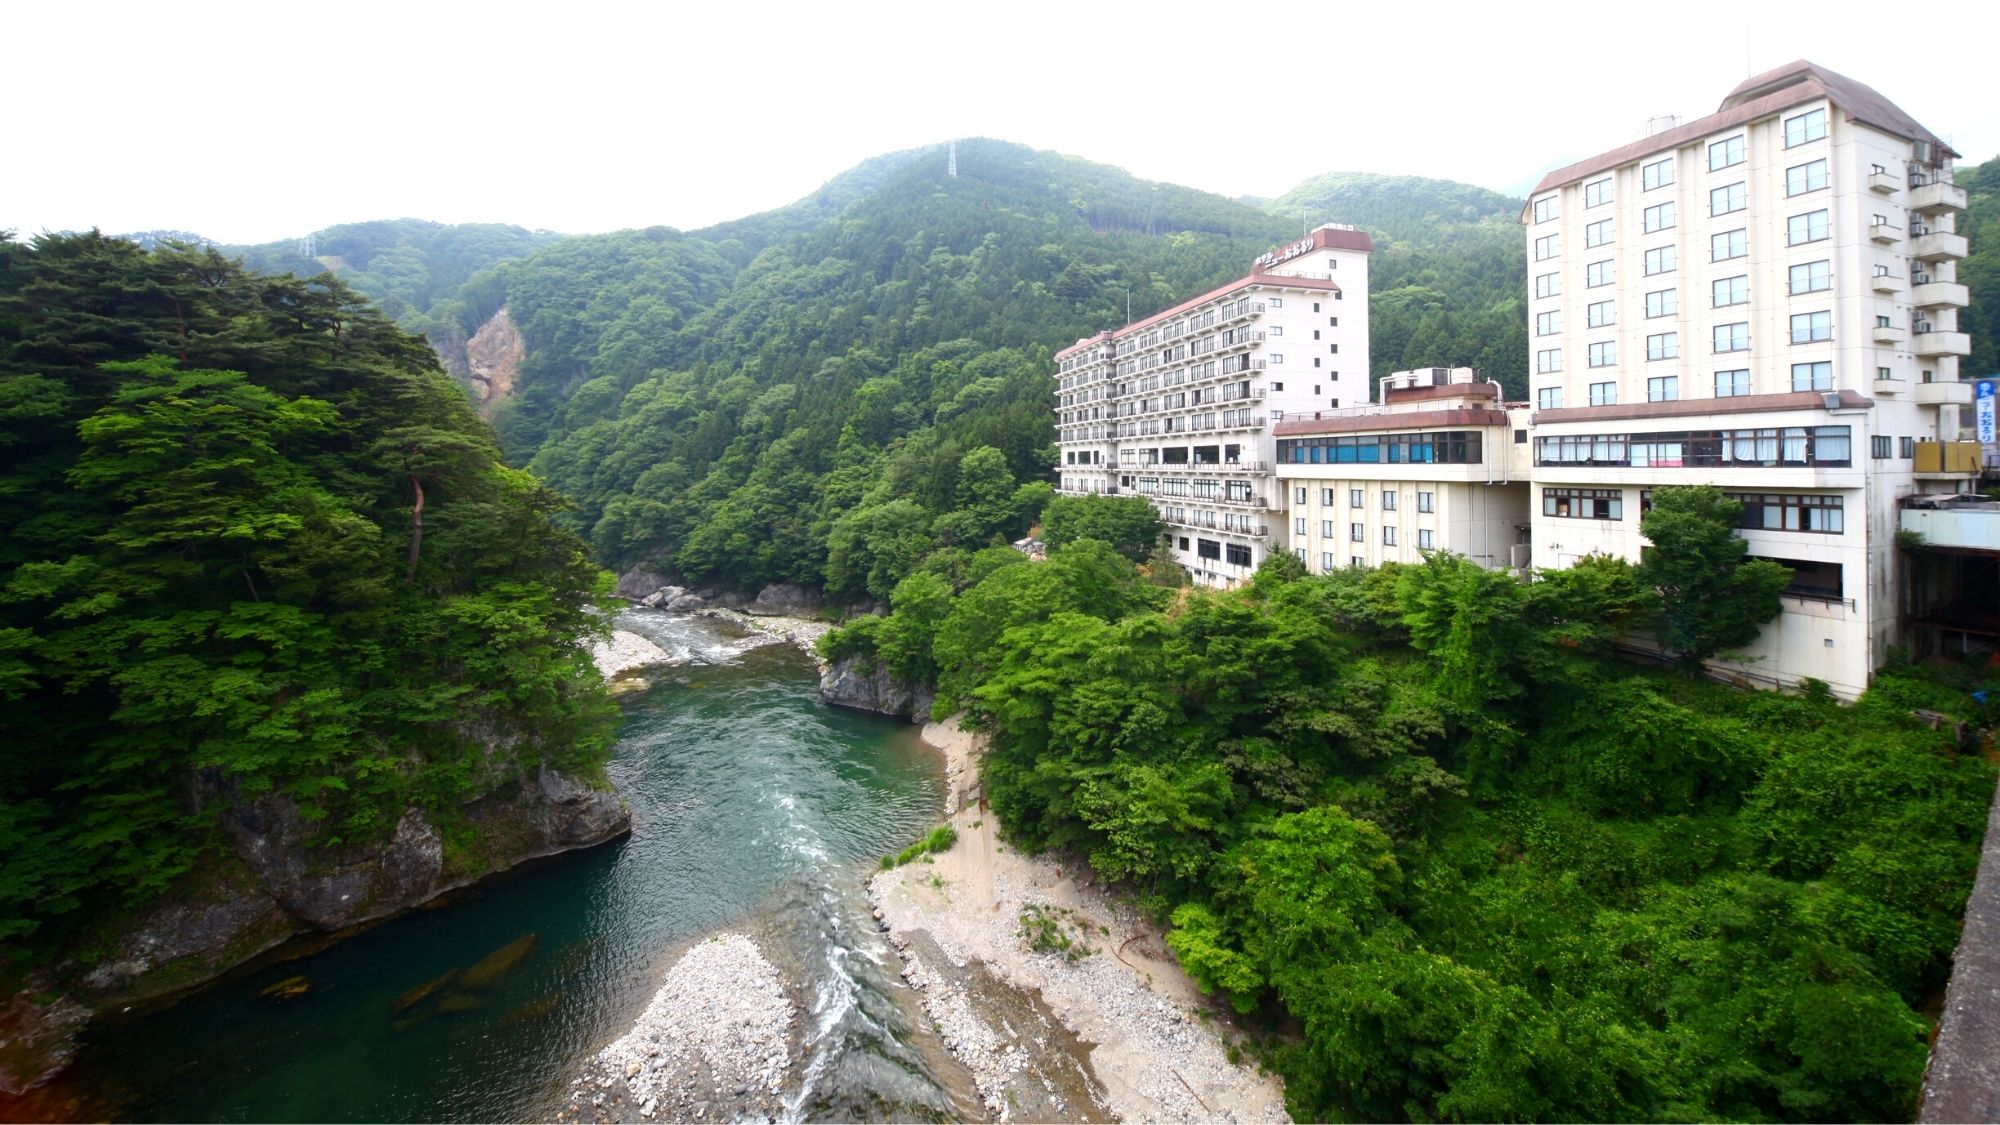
[1914,380,1973,407]
[1869,170,1901,193]
[1129,459,1270,474]
[1914,440,1982,475]
[1871,272,1904,294]
[1215,330,1266,353]
[1910,181,1969,214]
[1911,231,1969,261]
[1900,497,2000,552]
[1911,281,1971,309]
[1869,222,1902,244]
[1220,301,1266,324]
[1913,330,1972,358]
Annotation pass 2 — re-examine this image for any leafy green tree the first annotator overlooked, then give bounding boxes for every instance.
[1040,494,1166,561]
[1638,486,1792,666]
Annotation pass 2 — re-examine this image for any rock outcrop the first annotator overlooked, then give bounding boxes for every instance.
[464,307,526,419]
[1,748,631,1094]
[819,652,934,721]
[748,583,822,617]
[616,566,674,602]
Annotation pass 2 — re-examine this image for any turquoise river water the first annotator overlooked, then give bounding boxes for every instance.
[36,610,969,1122]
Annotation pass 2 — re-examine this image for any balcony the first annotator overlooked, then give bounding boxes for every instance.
[1915,380,1973,407]
[1914,330,1972,358]
[1873,323,1907,345]
[1912,231,1970,261]
[1874,374,1909,395]
[1912,281,1971,309]
[1872,272,1904,294]
[1914,440,1982,477]
[1869,170,1901,193]
[1869,222,1902,244]
[1215,330,1266,353]
[1901,499,2000,552]
[1910,181,1969,214]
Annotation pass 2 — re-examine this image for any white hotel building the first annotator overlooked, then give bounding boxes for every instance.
[1522,60,1974,696]
[1053,225,1374,586]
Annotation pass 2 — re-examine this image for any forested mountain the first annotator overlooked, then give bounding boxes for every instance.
[0,232,615,950]
[223,219,566,372]
[1955,156,1999,378]
[1267,173,1528,391]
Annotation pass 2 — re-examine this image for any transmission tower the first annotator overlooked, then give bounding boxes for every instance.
[298,232,317,258]
[947,140,958,178]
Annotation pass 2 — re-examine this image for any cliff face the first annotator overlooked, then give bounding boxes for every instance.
[819,653,933,722]
[464,307,526,419]
[0,757,629,1094]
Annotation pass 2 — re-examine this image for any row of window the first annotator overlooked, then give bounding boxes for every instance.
[1535,260,1835,330]
[1533,109,1826,224]
[1278,431,1485,465]
[1543,487,1843,535]
[1534,193,1832,266]
[1536,425,1853,468]
[1292,486,1439,512]
[1193,539,1256,567]
[1536,361,1840,409]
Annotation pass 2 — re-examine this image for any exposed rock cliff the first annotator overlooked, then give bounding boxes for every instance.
[464,307,525,419]
[0,756,629,1095]
[819,652,934,721]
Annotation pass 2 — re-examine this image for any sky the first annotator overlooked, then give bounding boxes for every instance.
[6,0,1996,245]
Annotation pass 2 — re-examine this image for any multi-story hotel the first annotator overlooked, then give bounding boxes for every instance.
[1272,367,1533,575]
[1522,60,1973,696]
[1054,224,1374,586]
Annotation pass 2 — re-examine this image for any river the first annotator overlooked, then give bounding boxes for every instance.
[46,609,975,1122]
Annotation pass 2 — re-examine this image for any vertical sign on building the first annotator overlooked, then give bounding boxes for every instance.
[1978,379,1998,448]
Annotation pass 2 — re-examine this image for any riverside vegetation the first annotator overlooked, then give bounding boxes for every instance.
[817,489,1997,1122]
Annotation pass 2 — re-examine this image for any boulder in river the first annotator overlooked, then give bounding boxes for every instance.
[258,975,311,1001]
[616,567,672,601]
[391,968,463,1015]
[747,584,821,616]
[666,593,707,611]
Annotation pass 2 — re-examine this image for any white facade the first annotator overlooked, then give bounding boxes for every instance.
[1521,61,1972,696]
[1054,225,1374,586]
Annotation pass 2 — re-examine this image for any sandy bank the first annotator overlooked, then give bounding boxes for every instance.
[869,718,1290,1123]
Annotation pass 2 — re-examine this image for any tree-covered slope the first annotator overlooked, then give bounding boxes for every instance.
[0,232,614,946]
[502,140,1297,593]
[1955,156,2000,378]
[1266,172,1529,396]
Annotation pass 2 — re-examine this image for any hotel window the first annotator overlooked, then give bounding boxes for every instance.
[1296,517,1307,534]
[1589,379,1617,405]
[1545,487,1624,519]
[1536,310,1562,336]
[1643,201,1676,233]
[1270,354,1284,364]
[1350,523,1364,542]
[1791,361,1833,391]
[1587,259,1616,287]
[1648,374,1680,401]
[1709,135,1745,170]
[1647,332,1679,361]
[1713,274,1749,307]
[1902,436,1916,459]
[1322,519,1335,537]
[1786,159,1829,196]
[1268,298,1283,307]
[1872,435,1893,459]
[1537,348,1563,373]
[1532,196,1558,223]
[1382,526,1397,546]
[1321,488,1334,505]
[1587,299,1616,328]
[1537,386,1564,409]
[1644,245,1677,275]
[1784,107,1827,147]
[1585,178,1613,207]
[1321,552,1335,571]
[1642,157,1675,190]
[1789,260,1831,294]
[1711,228,1748,261]
[1878,366,1893,382]
[1352,556,1365,568]
[1585,219,1614,247]
[1534,233,1561,260]
[1270,326,1283,336]
[1733,491,1842,533]
[1350,489,1364,508]
[1381,490,1397,511]
[1417,528,1436,550]
[1418,491,1435,513]
[1714,322,1750,352]
[1715,368,1751,397]
[1226,543,1252,566]
[1646,288,1678,318]
[1295,486,1307,504]
[1710,181,1747,216]
[1589,342,1617,368]
[1787,209,1830,245]
[1535,271,1561,298]
[1790,310,1833,344]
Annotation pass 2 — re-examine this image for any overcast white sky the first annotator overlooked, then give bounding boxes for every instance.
[5,0,1995,245]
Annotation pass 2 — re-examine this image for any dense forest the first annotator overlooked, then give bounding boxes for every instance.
[818,492,1996,1121]
[0,233,614,945]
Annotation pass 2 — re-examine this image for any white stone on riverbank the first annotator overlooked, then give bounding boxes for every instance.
[568,934,795,1123]
[872,718,1290,1124]
[590,630,672,679]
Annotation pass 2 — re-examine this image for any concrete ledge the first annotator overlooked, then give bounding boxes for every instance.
[1920,771,2000,1122]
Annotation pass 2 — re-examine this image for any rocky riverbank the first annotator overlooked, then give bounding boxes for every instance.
[869,719,1290,1123]
[590,629,673,679]
[559,934,797,1124]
